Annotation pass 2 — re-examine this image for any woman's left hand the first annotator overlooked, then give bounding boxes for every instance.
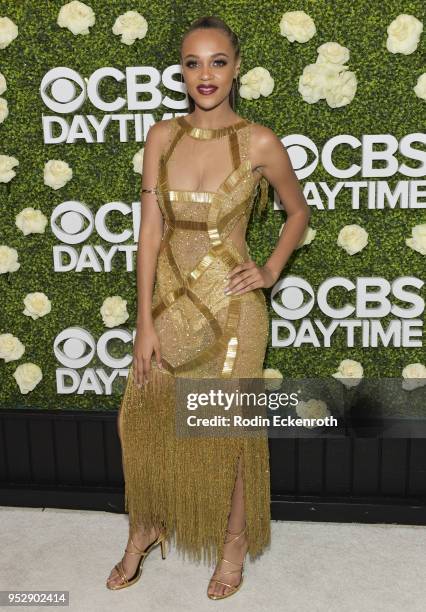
[224,260,278,295]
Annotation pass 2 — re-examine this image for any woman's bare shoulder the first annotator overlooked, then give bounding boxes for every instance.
[248,121,283,170]
[249,121,279,146]
[146,118,174,150]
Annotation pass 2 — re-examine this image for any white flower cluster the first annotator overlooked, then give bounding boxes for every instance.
[0,5,142,394]
[386,15,425,100]
[57,1,148,44]
[0,70,8,124]
[100,296,129,328]
[0,334,42,394]
[278,221,426,258]
[296,399,330,428]
[239,67,274,100]
[0,16,18,49]
[298,41,357,108]
[279,11,425,105]
[262,358,426,430]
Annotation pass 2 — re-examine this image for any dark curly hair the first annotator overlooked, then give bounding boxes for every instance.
[180,16,241,112]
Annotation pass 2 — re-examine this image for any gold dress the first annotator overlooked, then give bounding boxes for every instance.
[118,115,271,566]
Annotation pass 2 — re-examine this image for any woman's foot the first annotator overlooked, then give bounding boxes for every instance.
[207,526,248,598]
[106,525,162,588]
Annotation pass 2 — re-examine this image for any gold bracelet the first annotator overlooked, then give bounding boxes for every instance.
[142,187,158,194]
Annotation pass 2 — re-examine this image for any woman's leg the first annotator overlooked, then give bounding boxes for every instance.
[107,413,163,588]
[207,454,249,597]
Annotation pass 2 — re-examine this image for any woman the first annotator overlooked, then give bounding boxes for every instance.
[106,15,310,600]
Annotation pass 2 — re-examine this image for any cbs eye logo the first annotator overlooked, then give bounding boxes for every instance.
[282,135,319,180]
[40,67,87,113]
[51,201,94,244]
[54,327,134,369]
[54,327,96,369]
[271,276,315,320]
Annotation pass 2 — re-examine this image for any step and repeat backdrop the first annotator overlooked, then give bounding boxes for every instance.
[0,1,425,414]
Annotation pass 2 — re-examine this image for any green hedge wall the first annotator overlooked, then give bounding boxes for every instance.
[0,0,425,411]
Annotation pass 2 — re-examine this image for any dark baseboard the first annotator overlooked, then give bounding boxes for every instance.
[1,409,425,524]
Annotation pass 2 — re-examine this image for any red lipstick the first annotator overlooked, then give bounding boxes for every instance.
[197,85,218,95]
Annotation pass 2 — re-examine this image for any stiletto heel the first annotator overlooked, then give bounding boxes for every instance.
[160,538,168,559]
[106,528,168,590]
[207,525,247,600]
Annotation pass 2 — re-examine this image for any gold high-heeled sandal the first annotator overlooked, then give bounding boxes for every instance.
[106,528,168,590]
[207,525,247,600]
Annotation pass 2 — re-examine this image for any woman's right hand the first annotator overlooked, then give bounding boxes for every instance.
[133,323,163,387]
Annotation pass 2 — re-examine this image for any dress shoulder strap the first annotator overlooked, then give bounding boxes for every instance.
[161,117,182,164]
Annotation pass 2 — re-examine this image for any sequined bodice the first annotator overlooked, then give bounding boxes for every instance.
[150,115,269,377]
[155,115,267,269]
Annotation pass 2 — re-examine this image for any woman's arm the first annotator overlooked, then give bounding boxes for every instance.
[254,124,311,282]
[224,124,311,295]
[135,121,167,328]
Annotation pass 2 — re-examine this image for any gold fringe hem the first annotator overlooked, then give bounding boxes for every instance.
[118,365,271,566]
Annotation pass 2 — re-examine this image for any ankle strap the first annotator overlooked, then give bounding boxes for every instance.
[225,525,246,543]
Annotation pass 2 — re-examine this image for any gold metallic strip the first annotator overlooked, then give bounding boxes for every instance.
[167,190,215,203]
[163,123,184,164]
[151,285,186,318]
[217,196,251,235]
[220,159,252,197]
[185,288,223,338]
[228,130,241,170]
[172,296,241,375]
[222,336,239,376]
[172,220,208,230]
[176,116,248,140]
[220,297,242,377]
[187,253,216,284]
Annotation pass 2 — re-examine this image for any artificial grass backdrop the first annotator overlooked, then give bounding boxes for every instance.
[0,0,424,410]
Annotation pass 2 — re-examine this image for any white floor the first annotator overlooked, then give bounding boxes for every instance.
[0,506,425,611]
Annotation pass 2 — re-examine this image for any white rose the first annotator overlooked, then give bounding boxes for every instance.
[133,147,145,174]
[57,0,96,36]
[112,11,148,45]
[325,70,357,108]
[296,399,330,428]
[386,14,423,55]
[0,154,19,183]
[332,359,364,388]
[0,333,25,362]
[23,292,52,320]
[298,62,344,103]
[337,224,368,255]
[279,222,316,248]
[0,16,18,49]
[402,363,426,391]
[405,223,426,255]
[0,98,8,123]
[100,295,129,328]
[13,362,43,394]
[44,159,73,190]
[15,207,48,236]
[239,67,274,100]
[279,10,316,43]
[0,245,20,273]
[317,42,350,65]
[263,367,283,391]
[0,71,6,95]
[414,73,426,100]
